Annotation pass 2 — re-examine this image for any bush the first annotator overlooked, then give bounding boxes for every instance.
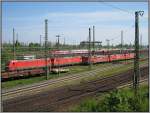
[71,85,149,112]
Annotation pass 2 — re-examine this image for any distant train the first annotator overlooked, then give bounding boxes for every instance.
[50,49,135,56]
[6,53,134,71]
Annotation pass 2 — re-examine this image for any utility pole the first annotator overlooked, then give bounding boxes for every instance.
[45,19,49,80]
[56,35,60,76]
[121,30,123,52]
[88,28,92,69]
[93,26,95,54]
[93,26,95,51]
[13,28,15,60]
[133,11,144,93]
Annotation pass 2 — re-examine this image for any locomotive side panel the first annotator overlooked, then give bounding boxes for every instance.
[7,59,52,71]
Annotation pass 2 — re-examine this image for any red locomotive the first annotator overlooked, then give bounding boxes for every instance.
[6,53,134,71]
[7,56,82,71]
[6,58,51,71]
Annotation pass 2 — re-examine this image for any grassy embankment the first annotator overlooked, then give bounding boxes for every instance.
[71,84,149,112]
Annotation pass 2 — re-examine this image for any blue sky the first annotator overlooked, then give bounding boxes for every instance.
[2,2,148,45]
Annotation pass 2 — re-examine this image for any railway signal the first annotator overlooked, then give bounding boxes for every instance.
[133,11,144,94]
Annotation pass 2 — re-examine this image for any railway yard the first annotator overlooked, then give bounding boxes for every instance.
[1,35,149,112]
[2,2,149,111]
[2,64,148,111]
[1,50,149,111]
[1,47,149,112]
[1,43,149,112]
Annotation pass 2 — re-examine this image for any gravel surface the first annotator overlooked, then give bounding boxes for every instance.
[2,66,148,112]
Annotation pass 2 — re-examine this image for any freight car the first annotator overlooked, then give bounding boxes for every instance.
[82,53,134,64]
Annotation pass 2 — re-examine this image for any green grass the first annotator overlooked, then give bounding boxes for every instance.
[47,63,111,79]
[71,84,149,112]
[2,76,46,89]
[78,60,148,83]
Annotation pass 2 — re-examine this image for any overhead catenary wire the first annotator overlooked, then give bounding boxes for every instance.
[98,0,133,15]
[103,24,135,46]
[98,1,136,46]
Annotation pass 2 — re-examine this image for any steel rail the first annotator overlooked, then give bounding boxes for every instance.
[2,63,148,101]
[2,66,148,112]
[27,68,148,112]
[2,64,123,95]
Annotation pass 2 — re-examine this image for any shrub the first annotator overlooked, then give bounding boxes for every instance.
[71,85,149,112]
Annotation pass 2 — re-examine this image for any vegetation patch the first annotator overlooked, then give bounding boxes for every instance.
[2,76,46,89]
[71,84,149,112]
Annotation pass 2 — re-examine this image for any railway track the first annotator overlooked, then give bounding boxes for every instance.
[2,62,148,101]
[2,63,125,99]
[2,65,148,112]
